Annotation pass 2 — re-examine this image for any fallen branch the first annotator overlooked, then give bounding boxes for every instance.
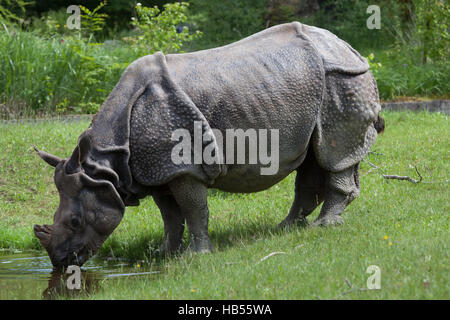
[383,175,422,183]
[362,166,381,177]
[368,151,384,156]
[335,278,373,299]
[383,166,423,184]
[364,160,379,169]
[345,278,353,289]
[336,287,371,298]
[257,251,286,264]
[361,159,381,177]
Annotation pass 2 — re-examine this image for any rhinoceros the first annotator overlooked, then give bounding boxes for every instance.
[33,22,384,268]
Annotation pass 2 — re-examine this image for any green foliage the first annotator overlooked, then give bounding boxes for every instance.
[301,0,400,51]
[266,1,297,26]
[0,0,32,26]
[31,1,108,40]
[78,101,101,114]
[79,0,108,39]
[0,29,136,117]
[386,0,449,65]
[366,52,383,78]
[188,0,268,49]
[412,0,449,64]
[0,1,203,116]
[30,8,69,37]
[0,0,448,117]
[366,50,450,100]
[127,2,202,55]
[298,0,448,100]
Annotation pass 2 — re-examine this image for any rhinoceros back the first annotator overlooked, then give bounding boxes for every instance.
[161,22,326,190]
[300,24,370,75]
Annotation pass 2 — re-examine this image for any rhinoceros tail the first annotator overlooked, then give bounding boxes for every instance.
[374,114,385,134]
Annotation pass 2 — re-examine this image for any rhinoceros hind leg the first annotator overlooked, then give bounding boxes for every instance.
[278,149,326,229]
[169,175,214,253]
[153,194,186,255]
[312,164,360,227]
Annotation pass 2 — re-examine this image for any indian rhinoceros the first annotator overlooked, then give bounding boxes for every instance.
[33,22,384,268]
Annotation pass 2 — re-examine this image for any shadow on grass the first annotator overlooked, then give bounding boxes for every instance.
[99,219,309,264]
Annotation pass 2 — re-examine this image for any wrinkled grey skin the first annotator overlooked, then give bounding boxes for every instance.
[34,22,384,268]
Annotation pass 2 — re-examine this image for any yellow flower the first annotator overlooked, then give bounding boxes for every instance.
[137,263,141,268]
[191,289,196,293]
[383,235,389,240]
[389,242,393,246]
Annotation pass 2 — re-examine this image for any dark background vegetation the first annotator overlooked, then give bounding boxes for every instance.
[0,0,448,118]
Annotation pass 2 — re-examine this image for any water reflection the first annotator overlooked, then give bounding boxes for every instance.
[0,252,161,299]
[42,270,100,300]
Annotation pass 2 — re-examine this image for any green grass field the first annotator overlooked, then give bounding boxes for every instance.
[0,111,448,299]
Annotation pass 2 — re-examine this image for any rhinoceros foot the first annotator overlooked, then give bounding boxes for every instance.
[159,240,185,257]
[312,215,344,227]
[277,216,309,230]
[188,236,214,254]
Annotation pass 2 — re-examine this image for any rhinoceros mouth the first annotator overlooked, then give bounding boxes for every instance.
[34,224,93,268]
[51,245,91,269]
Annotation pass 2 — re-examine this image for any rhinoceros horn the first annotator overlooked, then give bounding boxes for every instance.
[33,146,62,168]
[33,224,53,248]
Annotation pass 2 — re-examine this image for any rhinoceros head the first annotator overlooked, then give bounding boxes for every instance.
[33,134,125,269]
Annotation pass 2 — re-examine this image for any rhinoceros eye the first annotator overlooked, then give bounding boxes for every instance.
[71,215,82,228]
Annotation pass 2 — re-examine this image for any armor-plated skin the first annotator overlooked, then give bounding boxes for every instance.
[33,22,384,267]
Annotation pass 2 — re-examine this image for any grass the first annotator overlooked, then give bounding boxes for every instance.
[0,111,449,299]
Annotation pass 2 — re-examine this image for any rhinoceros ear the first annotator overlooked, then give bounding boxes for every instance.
[33,146,62,168]
[65,132,92,174]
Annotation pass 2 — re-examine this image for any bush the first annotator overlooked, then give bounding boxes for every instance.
[366,51,450,100]
[0,0,31,26]
[30,8,71,37]
[31,1,108,41]
[411,0,448,64]
[126,2,202,55]
[0,1,203,117]
[79,1,108,39]
[188,0,269,49]
[0,30,134,117]
[300,0,401,51]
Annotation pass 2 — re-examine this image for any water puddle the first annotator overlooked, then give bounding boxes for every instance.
[0,252,161,299]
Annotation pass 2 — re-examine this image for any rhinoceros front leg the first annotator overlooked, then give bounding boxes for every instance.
[313,164,360,226]
[168,175,214,253]
[153,194,185,255]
